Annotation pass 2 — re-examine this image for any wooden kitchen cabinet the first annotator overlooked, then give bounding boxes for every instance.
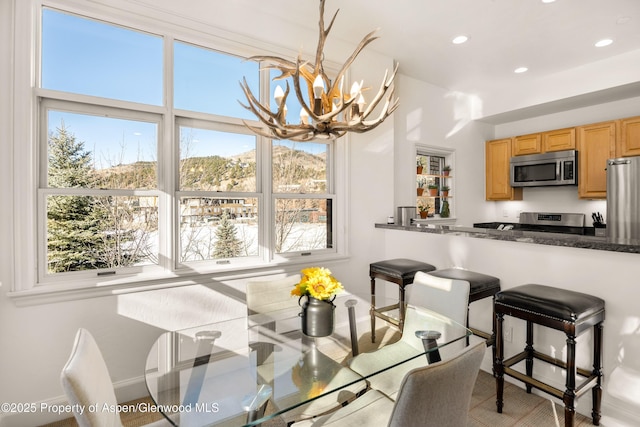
[486,138,523,201]
[619,116,640,157]
[577,121,616,199]
[543,127,575,152]
[512,133,541,156]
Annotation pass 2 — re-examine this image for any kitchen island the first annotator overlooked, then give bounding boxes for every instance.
[373,222,640,425]
[375,222,640,254]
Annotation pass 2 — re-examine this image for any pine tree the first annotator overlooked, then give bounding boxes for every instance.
[212,211,242,258]
[47,122,110,272]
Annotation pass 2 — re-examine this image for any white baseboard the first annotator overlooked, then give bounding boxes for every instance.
[0,376,149,427]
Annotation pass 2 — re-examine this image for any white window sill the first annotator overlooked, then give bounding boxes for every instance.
[9,255,350,307]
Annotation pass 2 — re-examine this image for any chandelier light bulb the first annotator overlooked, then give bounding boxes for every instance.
[274,85,285,106]
[350,81,361,98]
[313,75,324,99]
[300,108,310,125]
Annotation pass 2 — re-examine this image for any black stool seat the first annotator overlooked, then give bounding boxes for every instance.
[369,258,436,342]
[369,258,436,285]
[429,268,501,303]
[495,284,605,325]
[494,284,605,427]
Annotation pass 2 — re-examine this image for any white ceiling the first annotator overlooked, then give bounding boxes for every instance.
[136,0,640,120]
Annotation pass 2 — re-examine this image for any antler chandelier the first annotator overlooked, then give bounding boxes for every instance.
[239,0,399,142]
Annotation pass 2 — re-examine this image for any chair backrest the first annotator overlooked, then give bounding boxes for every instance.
[388,340,485,427]
[61,328,124,427]
[406,271,470,327]
[246,274,301,315]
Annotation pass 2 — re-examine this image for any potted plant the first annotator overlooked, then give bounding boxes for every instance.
[441,185,450,197]
[416,178,427,196]
[427,184,439,197]
[417,158,424,175]
[443,165,452,176]
[440,200,450,218]
[418,202,431,219]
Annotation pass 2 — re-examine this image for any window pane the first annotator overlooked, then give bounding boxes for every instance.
[47,195,158,273]
[273,141,327,193]
[41,8,163,105]
[179,126,256,192]
[47,110,158,190]
[275,198,332,253]
[179,197,259,262]
[174,41,258,118]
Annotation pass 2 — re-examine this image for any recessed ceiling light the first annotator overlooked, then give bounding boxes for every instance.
[541,0,556,3]
[452,35,468,45]
[616,16,631,25]
[514,67,528,74]
[595,39,613,47]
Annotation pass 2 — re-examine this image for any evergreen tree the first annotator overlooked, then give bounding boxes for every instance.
[47,122,110,272]
[212,211,242,258]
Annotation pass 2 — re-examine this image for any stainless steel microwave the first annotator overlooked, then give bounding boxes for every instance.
[510,150,577,187]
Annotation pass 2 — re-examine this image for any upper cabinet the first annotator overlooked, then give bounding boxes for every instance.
[486,138,523,201]
[512,128,576,156]
[512,133,541,156]
[487,114,638,200]
[619,116,640,157]
[577,121,616,199]
[543,127,576,152]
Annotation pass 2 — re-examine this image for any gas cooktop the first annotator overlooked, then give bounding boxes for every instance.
[474,212,596,236]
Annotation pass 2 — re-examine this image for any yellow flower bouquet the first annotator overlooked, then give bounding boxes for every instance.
[291,267,343,301]
[293,267,343,337]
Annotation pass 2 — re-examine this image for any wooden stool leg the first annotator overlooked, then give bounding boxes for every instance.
[490,296,497,375]
[563,333,577,427]
[525,320,534,393]
[495,311,505,414]
[592,322,604,426]
[370,276,376,343]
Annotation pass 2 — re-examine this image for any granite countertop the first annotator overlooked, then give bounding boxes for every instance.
[375,222,640,254]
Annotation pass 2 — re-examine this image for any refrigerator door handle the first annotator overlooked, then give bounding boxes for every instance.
[608,159,631,166]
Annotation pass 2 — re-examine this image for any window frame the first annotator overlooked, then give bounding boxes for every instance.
[38,98,166,284]
[9,0,348,304]
[416,144,456,222]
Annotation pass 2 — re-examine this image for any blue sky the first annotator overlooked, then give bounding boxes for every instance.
[43,7,311,166]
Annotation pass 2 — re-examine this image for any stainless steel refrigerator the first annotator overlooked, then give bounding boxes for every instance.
[607,156,640,239]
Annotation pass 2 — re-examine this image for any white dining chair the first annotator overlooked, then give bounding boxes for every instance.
[291,339,486,426]
[61,328,171,427]
[349,272,470,397]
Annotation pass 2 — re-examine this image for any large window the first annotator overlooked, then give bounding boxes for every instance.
[29,5,341,289]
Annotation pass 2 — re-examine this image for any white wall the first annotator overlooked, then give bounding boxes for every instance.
[393,75,494,226]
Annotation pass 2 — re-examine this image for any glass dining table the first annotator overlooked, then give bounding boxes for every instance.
[144,293,471,427]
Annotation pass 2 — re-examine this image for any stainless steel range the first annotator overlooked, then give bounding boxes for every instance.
[474,212,588,235]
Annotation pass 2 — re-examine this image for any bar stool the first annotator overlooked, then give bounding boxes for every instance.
[494,284,605,427]
[369,258,436,342]
[428,268,501,345]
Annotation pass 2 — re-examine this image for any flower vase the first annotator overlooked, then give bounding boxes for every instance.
[299,296,335,337]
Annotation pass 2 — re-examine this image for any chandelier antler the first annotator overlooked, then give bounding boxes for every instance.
[239,0,399,142]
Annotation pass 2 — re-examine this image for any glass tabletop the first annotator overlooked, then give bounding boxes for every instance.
[144,293,471,426]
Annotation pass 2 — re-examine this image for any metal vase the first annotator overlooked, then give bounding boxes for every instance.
[299,296,335,337]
